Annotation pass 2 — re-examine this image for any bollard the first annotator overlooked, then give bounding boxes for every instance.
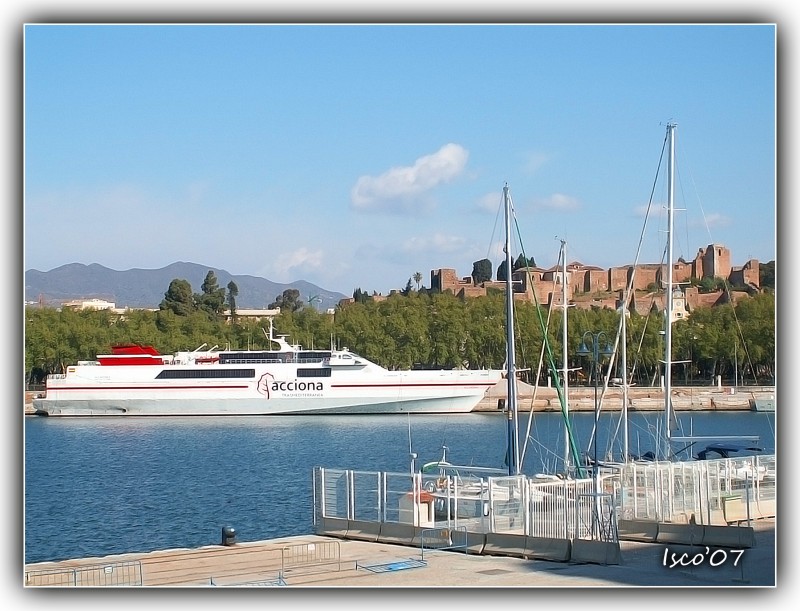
[221,525,237,546]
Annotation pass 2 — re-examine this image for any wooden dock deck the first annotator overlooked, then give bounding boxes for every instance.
[24,518,776,588]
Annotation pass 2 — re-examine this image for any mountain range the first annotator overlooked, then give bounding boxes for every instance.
[24,262,348,312]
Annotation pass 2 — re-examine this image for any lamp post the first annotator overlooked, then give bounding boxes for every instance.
[576,331,613,539]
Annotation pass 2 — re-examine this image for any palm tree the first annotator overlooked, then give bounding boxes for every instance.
[413,271,422,291]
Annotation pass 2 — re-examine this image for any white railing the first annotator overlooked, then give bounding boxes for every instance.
[313,454,775,544]
[313,467,608,541]
[615,454,776,524]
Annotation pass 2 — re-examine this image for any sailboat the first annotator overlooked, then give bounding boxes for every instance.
[583,123,777,534]
[417,184,524,519]
[419,184,586,519]
[658,123,762,461]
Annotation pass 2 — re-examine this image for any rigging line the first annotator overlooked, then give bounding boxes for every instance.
[673,141,755,384]
[502,189,537,469]
[523,432,565,465]
[486,190,505,263]
[683,143,758,385]
[596,133,669,458]
[500,197,554,472]
[407,413,413,456]
[512,213,586,478]
[519,244,562,472]
[682,145,759,384]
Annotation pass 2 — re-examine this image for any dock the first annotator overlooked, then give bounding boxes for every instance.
[23,517,775,588]
[473,382,776,412]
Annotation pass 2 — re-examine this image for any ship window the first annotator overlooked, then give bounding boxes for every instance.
[297,351,331,363]
[219,352,282,364]
[297,368,332,378]
[156,369,255,379]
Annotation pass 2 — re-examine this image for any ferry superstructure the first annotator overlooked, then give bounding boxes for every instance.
[32,327,502,417]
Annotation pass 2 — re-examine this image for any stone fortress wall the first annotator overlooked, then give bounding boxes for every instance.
[430,243,761,315]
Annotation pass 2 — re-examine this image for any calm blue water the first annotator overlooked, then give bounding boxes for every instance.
[24,410,776,564]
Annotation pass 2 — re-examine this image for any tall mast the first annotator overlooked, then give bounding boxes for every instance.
[560,240,570,472]
[663,122,676,460]
[620,294,629,462]
[503,184,520,475]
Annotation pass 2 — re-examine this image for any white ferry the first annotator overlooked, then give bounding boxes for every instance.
[32,325,502,417]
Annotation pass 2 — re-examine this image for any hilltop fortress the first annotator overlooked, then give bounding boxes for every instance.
[431,243,761,316]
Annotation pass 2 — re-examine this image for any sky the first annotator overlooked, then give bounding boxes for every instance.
[22,20,776,299]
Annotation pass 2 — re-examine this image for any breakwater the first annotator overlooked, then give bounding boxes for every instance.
[475,381,775,412]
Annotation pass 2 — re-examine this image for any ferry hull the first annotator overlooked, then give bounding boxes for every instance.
[32,393,490,416]
[32,336,503,417]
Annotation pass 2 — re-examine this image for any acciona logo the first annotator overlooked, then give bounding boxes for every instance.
[257,372,275,398]
[257,373,324,398]
[272,380,324,392]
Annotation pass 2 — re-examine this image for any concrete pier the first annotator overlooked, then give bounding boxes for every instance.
[474,382,775,412]
[23,518,775,588]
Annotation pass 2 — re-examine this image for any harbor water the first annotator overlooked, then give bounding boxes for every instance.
[24,410,776,564]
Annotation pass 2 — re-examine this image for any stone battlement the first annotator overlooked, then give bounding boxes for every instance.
[431,243,760,315]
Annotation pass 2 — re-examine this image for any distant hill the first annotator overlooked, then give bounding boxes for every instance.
[24,262,348,311]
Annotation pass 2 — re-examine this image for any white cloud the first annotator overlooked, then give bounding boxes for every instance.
[273,247,325,278]
[350,143,469,213]
[535,193,580,211]
[522,151,549,174]
[692,212,731,228]
[476,191,503,214]
[401,233,467,255]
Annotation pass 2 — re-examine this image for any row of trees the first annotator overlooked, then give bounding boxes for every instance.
[25,287,775,388]
[160,271,240,319]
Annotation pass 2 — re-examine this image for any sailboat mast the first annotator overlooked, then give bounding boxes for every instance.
[620,294,629,462]
[503,184,520,476]
[663,122,677,460]
[560,240,570,472]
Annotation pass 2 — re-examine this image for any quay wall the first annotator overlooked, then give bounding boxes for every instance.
[474,382,776,412]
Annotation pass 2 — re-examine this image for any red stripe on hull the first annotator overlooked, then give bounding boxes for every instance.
[47,385,250,392]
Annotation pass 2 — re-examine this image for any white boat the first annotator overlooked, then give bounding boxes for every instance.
[609,123,762,462]
[31,323,502,417]
[416,185,549,523]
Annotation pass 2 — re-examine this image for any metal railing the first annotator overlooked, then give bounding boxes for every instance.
[314,453,775,545]
[25,560,143,587]
[615,454,776,524]
[420,526,467,559]
[281,540,342,577]
[313,467,609,542]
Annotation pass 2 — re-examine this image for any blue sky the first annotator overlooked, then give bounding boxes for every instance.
[23,23,776,298]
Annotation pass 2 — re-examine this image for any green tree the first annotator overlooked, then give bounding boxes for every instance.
[196,270,226,318]
[759,261,775,290]
[497,259,509,282]
[23,278,776,388]
[428,292,469,368]
[472,259,492,284]
[514,253,536,269]
[160,279,195,316]
[269,288,303,312]
[227,280,239,319]
[413,271,423,291]
[463,293,506,369]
